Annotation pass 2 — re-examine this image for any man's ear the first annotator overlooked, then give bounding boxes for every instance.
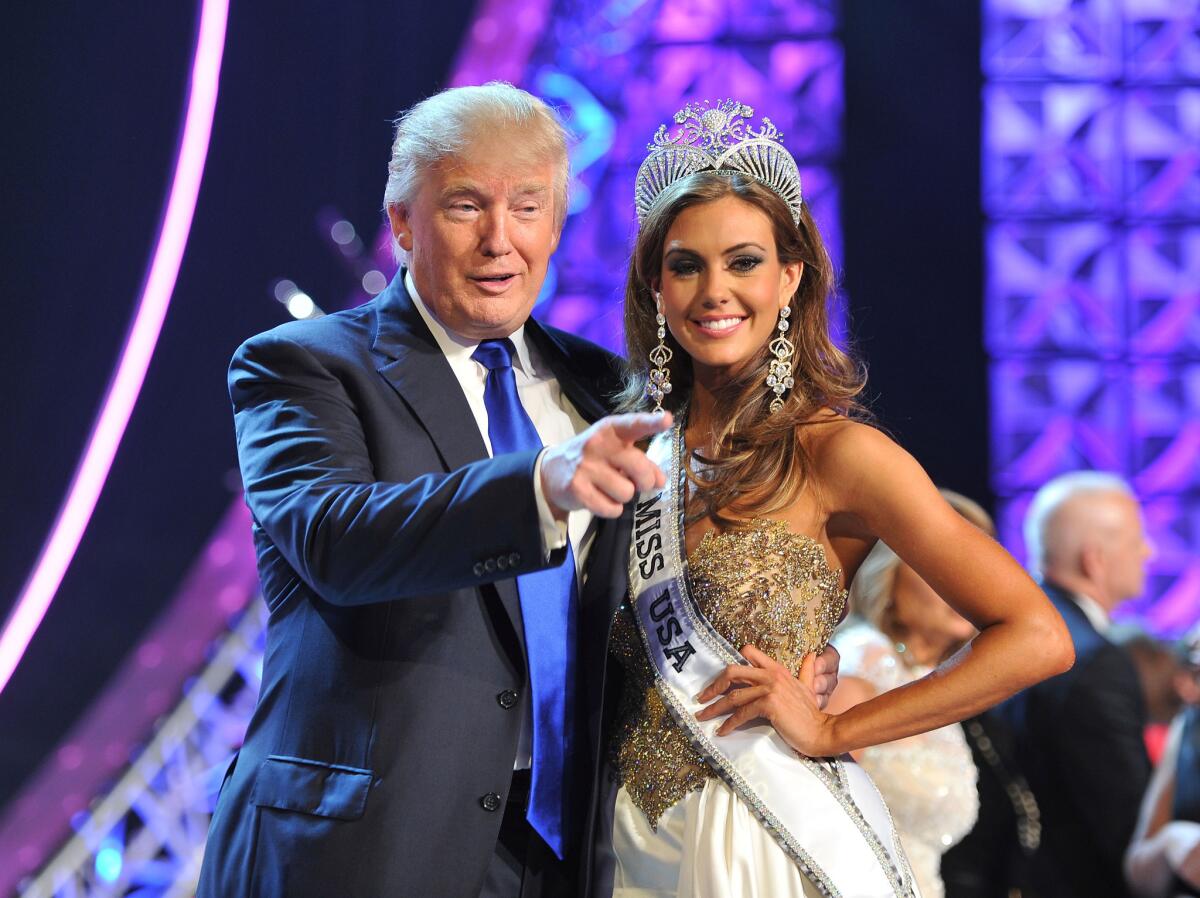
[1078,543,1105,583]
[387,204,415,253]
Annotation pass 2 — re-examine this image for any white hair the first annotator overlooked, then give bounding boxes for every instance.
[1023,470,1134,576]
[382,81,571,261]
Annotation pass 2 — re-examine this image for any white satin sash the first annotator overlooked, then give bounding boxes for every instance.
[627,426,917,898]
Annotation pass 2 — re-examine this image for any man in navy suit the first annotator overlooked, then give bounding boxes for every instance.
[1000,471,1154,898]
[196,82,673,898]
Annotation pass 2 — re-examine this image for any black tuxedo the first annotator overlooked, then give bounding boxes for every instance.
[997,583,1150,898]
[197,273,631,897]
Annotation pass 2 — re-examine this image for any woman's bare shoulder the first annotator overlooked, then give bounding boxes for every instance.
[800,411,900,472]
[798,410,931,519]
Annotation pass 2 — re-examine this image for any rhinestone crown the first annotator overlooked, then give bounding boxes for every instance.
[634,99,803,227]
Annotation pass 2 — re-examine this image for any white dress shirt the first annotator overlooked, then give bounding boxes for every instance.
[406,272,597,768]
[1069,590,1112,636]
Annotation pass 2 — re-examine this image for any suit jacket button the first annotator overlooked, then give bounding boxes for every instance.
[473,562,485,577]
[509,552,521,567]
[497,555,509,571]
[497,689,518,709]
[485,558,497,573]
[480,792,502,812]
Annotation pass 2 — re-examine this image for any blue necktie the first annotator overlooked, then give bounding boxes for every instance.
[472,338,577,859]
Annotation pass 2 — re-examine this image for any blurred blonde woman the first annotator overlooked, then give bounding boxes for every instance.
[827,491,992,898]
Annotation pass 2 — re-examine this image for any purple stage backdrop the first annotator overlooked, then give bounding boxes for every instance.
[983,0,1200,635]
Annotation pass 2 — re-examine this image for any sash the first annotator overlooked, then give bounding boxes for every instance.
[628,425,918,898]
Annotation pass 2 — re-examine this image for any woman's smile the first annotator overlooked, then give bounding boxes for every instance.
[689,315,747,337]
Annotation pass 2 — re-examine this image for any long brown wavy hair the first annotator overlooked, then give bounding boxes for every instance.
[616,171,868,527]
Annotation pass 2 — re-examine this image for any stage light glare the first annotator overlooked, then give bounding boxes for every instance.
[473,17,498,42]
[95,843,122,883]
[0,0,229,697]
[330,219,356,245]
[286,292,315,319]
[272,278,298,303]
[362,270,387,295]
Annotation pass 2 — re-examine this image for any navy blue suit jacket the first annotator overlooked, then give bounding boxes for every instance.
[997,583,1150,898]
[197,273,631,897]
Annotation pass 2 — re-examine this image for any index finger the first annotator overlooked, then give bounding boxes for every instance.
[741,644,783,670]
[607,411,673,444]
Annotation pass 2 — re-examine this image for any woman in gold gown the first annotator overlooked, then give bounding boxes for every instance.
[604,100,1074,898]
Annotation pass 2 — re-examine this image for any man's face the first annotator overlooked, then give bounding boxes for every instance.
[389,140,561,341]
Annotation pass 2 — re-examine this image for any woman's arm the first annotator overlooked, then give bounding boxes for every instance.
[698,421,1073,756]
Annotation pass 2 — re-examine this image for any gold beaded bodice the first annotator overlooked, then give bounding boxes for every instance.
[610,518,848,827]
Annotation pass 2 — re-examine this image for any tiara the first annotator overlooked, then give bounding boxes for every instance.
[634,99,803,226]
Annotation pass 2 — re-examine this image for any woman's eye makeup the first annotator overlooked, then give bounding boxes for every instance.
[667,254,764,276]
[729,254,764,272]
[667,257,701,276]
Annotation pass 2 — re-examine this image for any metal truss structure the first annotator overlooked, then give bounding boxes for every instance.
[16,602,264,897]
[983,0,1200,634]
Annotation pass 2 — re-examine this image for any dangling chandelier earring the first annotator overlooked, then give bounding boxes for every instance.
[767,306,795,413]
[647,292,673,412]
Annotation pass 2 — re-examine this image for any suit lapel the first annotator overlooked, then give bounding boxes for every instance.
[371,276,489,472]
[525,317,636,754]
[525,318,610,425]
[1043,580,1106,640]
[579,504,634,763]
[371,274,524,653]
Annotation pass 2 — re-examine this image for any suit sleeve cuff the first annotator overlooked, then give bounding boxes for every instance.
[533,449,569,561]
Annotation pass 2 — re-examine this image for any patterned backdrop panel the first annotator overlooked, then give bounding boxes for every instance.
[991,359,1129,493]
[1128,226,1200,356]
[986,221,1124,356]
[1125,0,1200,82]
[985,0,1200,636]
[983,0,1123,80]
[652,0,837,41]
[983,82,1122,217]
[1131,363,1200,495]
[1124,87,1200,217]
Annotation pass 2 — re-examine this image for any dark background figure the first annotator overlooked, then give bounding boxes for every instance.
[1118,628,1188,766]
[999,471,1155,898]
[942,709,1042,898]
[1126,630,1200,897]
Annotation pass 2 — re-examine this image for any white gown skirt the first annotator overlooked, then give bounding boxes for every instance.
[612,779,825,898]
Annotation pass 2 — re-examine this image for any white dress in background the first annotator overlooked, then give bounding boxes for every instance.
[831,620,979,898]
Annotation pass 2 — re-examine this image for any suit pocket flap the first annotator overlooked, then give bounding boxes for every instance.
[251,755,373,820]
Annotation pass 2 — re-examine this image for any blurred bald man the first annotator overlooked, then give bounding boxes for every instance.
[999,472,1154,898]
